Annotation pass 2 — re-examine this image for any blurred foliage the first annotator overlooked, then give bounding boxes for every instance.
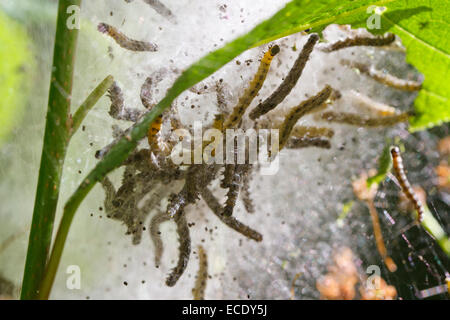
[0,10,33,146]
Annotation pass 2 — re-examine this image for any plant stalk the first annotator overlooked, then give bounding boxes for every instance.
[21,0,81,300]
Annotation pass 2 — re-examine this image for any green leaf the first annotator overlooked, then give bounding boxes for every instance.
[351,0,450,130]
[367,143,393,187]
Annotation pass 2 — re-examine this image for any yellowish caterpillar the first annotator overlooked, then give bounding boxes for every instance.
[98,23,158,52]
[278,85,333,151]
[322,33,395,52]
[390,146,424,222]
[192,245,208,300]
[147,114,163,151]
[249,34,319,120]
[149,210,170,268]
[321,111,412,127]
[223,45,280,129]
[342,60,422,92]
[166,212,191,287]
[201,188,262,242]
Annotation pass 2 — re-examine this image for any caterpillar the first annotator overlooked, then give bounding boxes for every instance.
[201,188,262,242]
[149,210,171,268]
[291,126,335,139]
[166,212,191,287]
[341,60,422,92]
[286,137,331,149]
[100,177,117,214]
[125,0,176,23]
[367,198,397,272]
[278,85,333,151]
[98,22,158,52]
[107,81,143,121]
[223,165,245,217]
[223,45,280,129]
[346,90,397,117]
[249,34,319,120]
[322,33,395,52]
[192,245,208,300]
[390,146,424,222]
[321,111,412,127]
[140,77,154,109]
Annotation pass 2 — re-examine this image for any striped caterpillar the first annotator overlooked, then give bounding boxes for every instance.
[249,34,319,120]
[390,146,424,222]
[321,111,412,127]
[98,23,158,52]
[322,33,395,52]
[222,45,280,129]
[192,245,208,300]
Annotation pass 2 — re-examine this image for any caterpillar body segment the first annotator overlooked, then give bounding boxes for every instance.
[223,45,280,130]
[192,245,208,300]
[166,212,191,287]
[150,210,171,268]
[98,23,158,52]
[390,146,424,222]
[241,167,255,214]
[321,111,412,127]
[286,137,331,149]
[201,188,262,242]
[278,85,333,151]
[322,33,395,52]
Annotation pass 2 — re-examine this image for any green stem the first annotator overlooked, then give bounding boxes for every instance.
[21,0,82,300]
[37,77,114,300]
[71,75,114,136]
[418,206,450,256]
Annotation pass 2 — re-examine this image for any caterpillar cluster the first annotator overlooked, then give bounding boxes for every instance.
[96,19,416,295]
